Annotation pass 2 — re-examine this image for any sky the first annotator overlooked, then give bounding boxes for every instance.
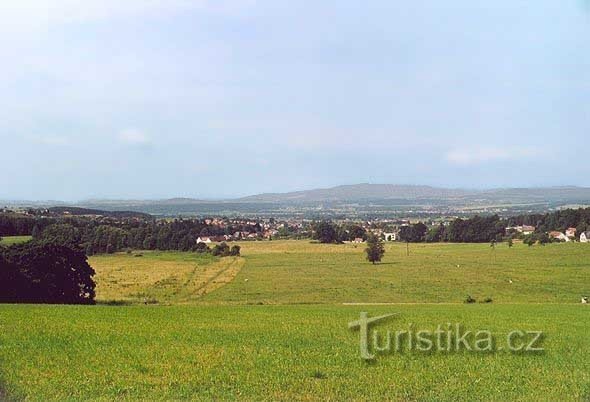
[1,0,589,200]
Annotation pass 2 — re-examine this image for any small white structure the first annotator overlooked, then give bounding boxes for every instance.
[352,237,364,243]
[580,232,590,243]
[197,236,212,244]
[383,232,398,241]
[506,225,535,235]
[582,296,588,304]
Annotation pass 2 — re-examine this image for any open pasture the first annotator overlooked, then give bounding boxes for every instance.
[0,304,589,401]
[2,240,590,400]
[202,241,590,304]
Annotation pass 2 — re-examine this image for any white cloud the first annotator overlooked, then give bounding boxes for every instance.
[118,128,150,145]
[445,147,541,165]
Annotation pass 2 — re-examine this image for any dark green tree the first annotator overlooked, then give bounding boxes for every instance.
[0,242,95,304]
[312,221,340,244]
[230,245,241,256]
[523,234,535,247]
[365,233,385,264]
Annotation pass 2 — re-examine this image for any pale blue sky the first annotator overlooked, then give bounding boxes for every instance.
[1,1,589,200]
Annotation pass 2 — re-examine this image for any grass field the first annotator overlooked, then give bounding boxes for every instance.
[205,241,590,304]
[2,240,590,400]
[89,252,244,304]
[0,235,32,246]
[1,304,589,401]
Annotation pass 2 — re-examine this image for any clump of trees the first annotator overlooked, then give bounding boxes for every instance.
[312,221,341,243]
[0,242,95,304]
[0,213,55,236]
[523,232,551,246]
[399,223,428,242]
[311,221,367,243]
[444,216,505,243]
[399,216,505,243]
[211,243,241,257]
[365,233,385,264]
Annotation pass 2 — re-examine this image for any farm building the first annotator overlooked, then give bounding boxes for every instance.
[580,232,590,243]
[549,231,570,242]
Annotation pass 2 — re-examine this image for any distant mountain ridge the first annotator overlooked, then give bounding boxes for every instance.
[236,184,590,203]
[5,184,590,217]
[237,184,472,202]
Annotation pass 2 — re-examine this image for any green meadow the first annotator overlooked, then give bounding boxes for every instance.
[0,236,32,246]
[1,241,590,400]
[204,241,590,304]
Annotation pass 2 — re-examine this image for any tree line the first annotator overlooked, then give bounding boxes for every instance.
[311,221,367,243]
[311,213,560,244]
[507,208,590,234]
[311,216,506,244]
[0,214,259,255]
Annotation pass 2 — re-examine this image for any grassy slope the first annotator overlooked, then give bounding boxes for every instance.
[203,241,590,304]
[2,241,590,400]
[0,304,588,401]
[89,252,243,304]
[0,236,32,246]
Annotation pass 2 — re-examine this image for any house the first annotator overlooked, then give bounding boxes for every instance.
[521,225,535,235]
[549,231,569,242]
[505,225,535,235]
[580,232,590,243]
[566,227,577,238]
[383,232,398,241]
[197,237,212,244]
[352,237,364,243]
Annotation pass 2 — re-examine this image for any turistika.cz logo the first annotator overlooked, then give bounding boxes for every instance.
[348,312,544,360]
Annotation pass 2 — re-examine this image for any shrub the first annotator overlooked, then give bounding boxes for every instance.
[211,242,230,256]
[230,245,241,256]
[194,242,210,253]
[464,295,477,304]
[482,297,493,303]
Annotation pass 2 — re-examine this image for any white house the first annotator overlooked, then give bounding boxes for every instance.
[197,236,212,244]
[549,231,570,242]
[383,232,398,241]
[580,232,590,243]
